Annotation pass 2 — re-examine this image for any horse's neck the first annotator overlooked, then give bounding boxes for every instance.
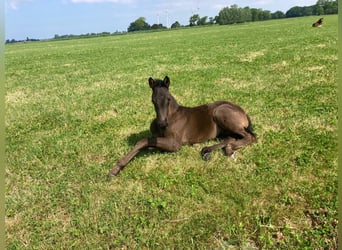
[169,95,180,113]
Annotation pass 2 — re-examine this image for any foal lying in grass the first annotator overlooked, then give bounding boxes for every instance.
[109,76,257,177]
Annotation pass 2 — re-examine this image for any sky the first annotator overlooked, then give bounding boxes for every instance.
[5,0,318,40]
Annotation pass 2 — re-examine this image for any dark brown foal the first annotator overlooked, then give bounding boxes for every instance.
[312,18,323,27]
[109,76,257,177]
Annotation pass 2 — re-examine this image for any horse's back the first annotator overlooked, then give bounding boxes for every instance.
[210,101,246,113]
[151,100,250,144]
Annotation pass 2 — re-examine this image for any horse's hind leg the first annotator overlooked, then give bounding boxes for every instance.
[223,131,256,157]
[206,103,257,160]
[201,141,227,161]
[200,135,245,161]
[201,131,255,161]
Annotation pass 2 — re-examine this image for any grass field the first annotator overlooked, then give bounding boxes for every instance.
[5,16,338,249]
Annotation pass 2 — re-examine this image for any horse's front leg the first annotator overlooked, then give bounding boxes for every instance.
[109,138,149,177]
[109,136,182,177]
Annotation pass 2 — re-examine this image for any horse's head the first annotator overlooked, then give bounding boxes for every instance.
[149,76,172,129]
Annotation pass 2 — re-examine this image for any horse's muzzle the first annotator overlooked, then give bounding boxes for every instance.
[157,120,168,129]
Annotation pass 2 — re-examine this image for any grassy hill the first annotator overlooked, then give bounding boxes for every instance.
[5,16,338,249]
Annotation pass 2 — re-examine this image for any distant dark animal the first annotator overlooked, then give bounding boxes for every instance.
[109,76,257,177]
[312,18,323,27]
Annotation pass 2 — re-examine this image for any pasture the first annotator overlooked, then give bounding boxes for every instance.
[5,16,338,249]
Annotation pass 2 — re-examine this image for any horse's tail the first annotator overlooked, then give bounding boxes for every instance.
[245,115,257,141]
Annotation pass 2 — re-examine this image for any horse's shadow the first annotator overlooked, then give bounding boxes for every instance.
[126,130,151,146]
[123,130,165,161]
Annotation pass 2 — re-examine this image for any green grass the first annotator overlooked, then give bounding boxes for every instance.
[6,16,338,249]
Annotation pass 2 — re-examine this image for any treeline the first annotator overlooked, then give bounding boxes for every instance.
[53,31,124,40]
[216,5,275,25]
[217,0,337,25]
[5,31,126,44]
[127,0,337,32]
[5,37,40,44]
[286,0,338,17]
[127,17,183,32]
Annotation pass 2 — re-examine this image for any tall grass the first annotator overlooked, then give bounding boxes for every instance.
[6,16,337,249]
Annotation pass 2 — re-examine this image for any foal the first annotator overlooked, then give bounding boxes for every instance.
[109,76,257,177]
[312,18,323,27]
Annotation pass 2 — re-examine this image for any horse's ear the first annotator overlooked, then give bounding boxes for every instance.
[148,77,155,88]
[163,76,170,88]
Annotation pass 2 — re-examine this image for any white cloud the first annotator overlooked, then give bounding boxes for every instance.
[70,0,133,3]
[212,4,227,11]
[254,0,274,5]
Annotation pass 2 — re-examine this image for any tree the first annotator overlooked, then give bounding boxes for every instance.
[217,4,284,25]
[208,17,215,24]
[151,24,166,29]
[242,7,252,22]
[251,8,260,21]
[285,1,338,17]
[313,4,324,15]
[227,4,241,24]
[217,7,230,24]
[127,17,150,32]
[260,10,272,20]
[286,6,304,17]
[171,21,181,29]
[272,11,285,19]
[313,0,338,14]
[322,0,338,14]
[189,14,200,26]
[218,6,240,24]
[198,16,208,25]
[302,6,314,16]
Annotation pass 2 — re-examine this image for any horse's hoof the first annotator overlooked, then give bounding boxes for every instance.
[108,167,120,178]
[202,152,211,161]
[201,148,211,161]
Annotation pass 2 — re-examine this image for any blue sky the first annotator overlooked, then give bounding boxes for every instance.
[5,0,318,40]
